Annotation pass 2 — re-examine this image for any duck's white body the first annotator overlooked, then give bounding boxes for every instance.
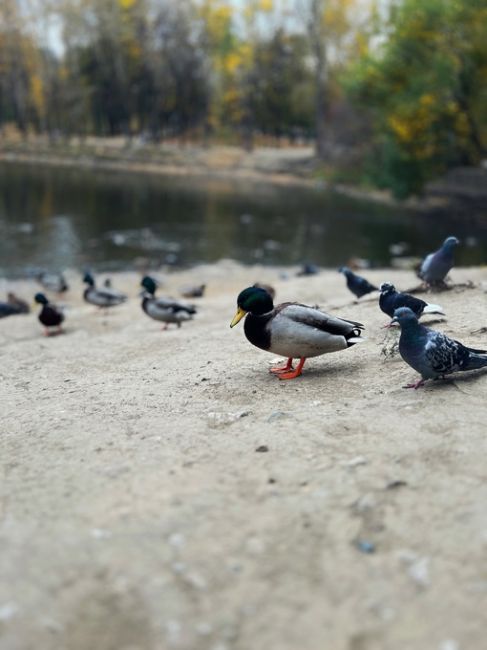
[266,305,358,357]
[142,295,195,327]
[84,285,127,307]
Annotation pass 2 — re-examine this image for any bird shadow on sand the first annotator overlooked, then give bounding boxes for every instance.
[253,357,369,385]
[405,281,477,295]
[413,367,487,393]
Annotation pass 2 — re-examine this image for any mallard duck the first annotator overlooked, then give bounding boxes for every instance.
[141,276,196,329]
[37,271,69,293]
[35,293,65,335]
[0,293,30,318]
[83,272,127,309]
[230,286,365,379]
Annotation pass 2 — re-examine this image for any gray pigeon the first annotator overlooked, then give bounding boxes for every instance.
[391,307,487,388]
[419,236,460,286]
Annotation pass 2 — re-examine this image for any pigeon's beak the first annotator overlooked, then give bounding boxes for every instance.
[230,307,246,328]
[383,317,399,329]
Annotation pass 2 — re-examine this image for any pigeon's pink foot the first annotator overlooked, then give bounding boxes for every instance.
[403,378,426,389]
[270,358,294,374]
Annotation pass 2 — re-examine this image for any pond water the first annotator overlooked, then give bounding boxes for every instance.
[1,161,486,277]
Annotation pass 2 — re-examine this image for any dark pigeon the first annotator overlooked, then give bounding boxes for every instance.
[297,263,319,277]
[339,267,378,299]
[419,236,460,286]
[35,292,65,334]
[391,307,487,388]
[379,283,444,319]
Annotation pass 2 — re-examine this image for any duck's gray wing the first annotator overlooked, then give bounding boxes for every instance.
[281,303,364,335]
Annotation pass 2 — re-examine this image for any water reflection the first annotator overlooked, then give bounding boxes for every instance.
[0,161,486,276]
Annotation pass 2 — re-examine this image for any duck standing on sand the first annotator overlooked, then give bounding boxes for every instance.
[35,293,65,335]
[83,272,127,310]
[141,276,196,329]
[419,236,460,287]
[339,267,378,299]
[230,286,365,380]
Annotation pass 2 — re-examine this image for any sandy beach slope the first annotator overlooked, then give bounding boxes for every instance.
[1,262,486,650]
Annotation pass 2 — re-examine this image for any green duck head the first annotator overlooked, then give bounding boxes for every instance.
[230,286,274,328]
[34,292,49,305]
[141,276,157,295]
[83,272,94,286]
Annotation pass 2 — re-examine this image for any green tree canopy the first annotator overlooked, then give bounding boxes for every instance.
[347,0,487,197]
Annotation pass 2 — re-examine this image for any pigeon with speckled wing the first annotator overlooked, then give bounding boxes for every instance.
[419,236,459,285]
[391,307,487,388]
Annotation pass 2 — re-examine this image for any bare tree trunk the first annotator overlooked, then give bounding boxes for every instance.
[306,0,328,159]
[313,31,327,159]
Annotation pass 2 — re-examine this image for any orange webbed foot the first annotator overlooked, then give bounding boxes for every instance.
[270,358,294,374]
[276,358,306,380]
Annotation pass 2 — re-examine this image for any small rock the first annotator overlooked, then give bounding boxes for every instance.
[165,619,182,644]
[186,572,207,590]
[342,456,367,468]
[195,622,213,636]
[398,550,430,588]
[168,532,186,549]
[267,411,291,422]
[171,562,186,574]
[207,411,250,428]
[408,556,430,588]
[255,445,268,453]
[439,641,459,650]
[90,528,111,540]
[386,480,408,490]
[353,493,377,514]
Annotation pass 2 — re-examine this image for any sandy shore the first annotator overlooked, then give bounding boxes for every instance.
[1,262,486,650]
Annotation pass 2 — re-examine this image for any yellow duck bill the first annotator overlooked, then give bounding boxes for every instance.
[230,307,246,328]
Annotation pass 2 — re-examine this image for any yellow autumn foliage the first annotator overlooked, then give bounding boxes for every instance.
[30,74,44,117]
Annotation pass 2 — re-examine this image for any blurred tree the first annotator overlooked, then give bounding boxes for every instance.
[0,0,44,134]
[346,0,487,197]
[250,30,313,139]
[296,0,358,158]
